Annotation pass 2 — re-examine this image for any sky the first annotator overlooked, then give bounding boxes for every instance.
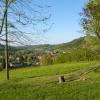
[43,0,87,44]
[0,0,88,46]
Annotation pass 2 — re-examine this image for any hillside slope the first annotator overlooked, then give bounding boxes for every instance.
[0,37,84,52]
[0,61,100,100]
[54,37,84,50]
[16,37,84,51]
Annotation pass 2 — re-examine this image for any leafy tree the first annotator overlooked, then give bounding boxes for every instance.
[27,56,33,65]
[19,56,24,65]
[40,53,53,65]
[81,0,100,40]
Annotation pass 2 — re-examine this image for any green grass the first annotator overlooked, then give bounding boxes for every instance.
[0,61,100,100]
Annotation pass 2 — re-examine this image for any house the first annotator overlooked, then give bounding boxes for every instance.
[10,63,23,68]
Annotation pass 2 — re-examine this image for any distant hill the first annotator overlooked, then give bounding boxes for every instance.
[0,37,84,51]
[53,37,84,50]
[0,44,17,51]
[15,37,84,52]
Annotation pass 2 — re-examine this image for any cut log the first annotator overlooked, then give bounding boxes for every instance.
[58,76,65,83]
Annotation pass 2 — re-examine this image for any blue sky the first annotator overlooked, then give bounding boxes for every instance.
[44,0,87,44]
[0,0,87,45]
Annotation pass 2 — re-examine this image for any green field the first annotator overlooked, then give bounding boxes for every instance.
[0,61,100,100]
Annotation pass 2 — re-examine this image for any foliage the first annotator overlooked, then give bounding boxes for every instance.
[40,53,53,65]
[81,0,100,39]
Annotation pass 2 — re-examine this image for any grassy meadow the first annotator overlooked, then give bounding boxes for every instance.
[0,61,100,100]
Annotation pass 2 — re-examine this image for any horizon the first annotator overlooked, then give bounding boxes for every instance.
[0,36,84,47]
[0,0,87,46]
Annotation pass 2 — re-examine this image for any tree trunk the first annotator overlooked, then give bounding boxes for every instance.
[58,76,65,83]
[5,0,9,80]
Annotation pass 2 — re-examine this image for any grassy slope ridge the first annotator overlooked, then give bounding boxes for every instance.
[0,37,84,51]
[55,37,84,50]
[0,61,100,100]
[0,44,17,51]
[19,37,84,51]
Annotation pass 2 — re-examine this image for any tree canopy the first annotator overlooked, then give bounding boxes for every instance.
[81,0,100,40]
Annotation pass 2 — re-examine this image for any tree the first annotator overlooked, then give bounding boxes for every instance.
[0,0,52,80]
[27,56,33,65]
[40,53,53,66]
[81,0,100,40]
